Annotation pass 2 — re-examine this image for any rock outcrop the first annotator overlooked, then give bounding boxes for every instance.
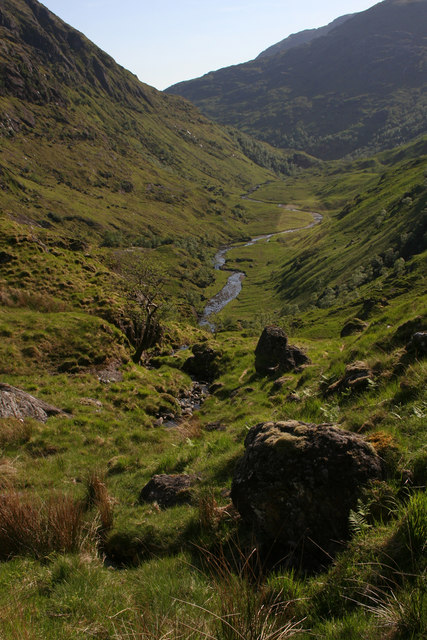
[340,317,368,337]
[138,474,199,508]
[326,361,373,395]
[254,326,310,376]
[0,383,63,423]
[231,420,382,568]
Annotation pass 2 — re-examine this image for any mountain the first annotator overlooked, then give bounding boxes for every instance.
[0,0,290,249]
[166,0,427,160]
[256,14,353,59]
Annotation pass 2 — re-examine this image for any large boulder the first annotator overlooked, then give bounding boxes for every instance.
[254,326,310,376]
[0,383,63,423]
[183,343,222,381]
[138,474,199,508]
[231,420,382,568]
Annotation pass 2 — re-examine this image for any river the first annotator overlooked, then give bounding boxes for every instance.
[199,206,323,330]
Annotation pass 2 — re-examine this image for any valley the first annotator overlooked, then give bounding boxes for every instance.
[0,0,426,639]
[200,200,322,329]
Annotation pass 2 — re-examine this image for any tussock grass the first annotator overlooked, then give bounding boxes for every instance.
[0,418,34,447]
[0,287,68,313]
[180,545,306,640]
[84,470,114,540]
[0,491,84,559]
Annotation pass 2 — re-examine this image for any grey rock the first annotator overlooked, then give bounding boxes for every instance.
[0,383,63,423]
[183,343,222,381]
[255,326,310,376]
[138,474,199,508]
[327,361,373,395]
[407,331,427,356]
[393,316,424,345]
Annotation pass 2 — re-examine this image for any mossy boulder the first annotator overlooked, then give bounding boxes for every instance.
[231,420,382,569]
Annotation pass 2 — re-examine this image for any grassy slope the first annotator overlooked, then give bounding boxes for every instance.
[0,137,425,639]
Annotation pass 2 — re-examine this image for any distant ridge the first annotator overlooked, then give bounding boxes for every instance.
[167,0,427,159]
[257,14,353,59]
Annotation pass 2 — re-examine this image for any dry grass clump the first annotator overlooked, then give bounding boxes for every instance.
[0,417,33,447]
[84,470,114,539]
[0,458,18,489]
[176,416,202,440]
[198,491,239,533]
[0,491,84,559]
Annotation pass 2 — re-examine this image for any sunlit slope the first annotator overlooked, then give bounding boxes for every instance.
[0,0,281,246]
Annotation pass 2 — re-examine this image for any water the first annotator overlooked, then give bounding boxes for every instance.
[200,209,323,330]
[199,271,245,330]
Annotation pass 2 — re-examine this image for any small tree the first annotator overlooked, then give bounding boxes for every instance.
[111,252,166,363]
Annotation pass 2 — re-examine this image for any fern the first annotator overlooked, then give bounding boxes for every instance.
[349,499,372,535]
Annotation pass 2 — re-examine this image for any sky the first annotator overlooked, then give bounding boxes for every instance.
[40,0,380,90]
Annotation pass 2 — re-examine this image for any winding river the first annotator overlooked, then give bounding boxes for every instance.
[199,204,323,330]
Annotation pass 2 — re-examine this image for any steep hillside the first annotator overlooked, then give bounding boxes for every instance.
[167,0,427,159]
[0,0,293,248]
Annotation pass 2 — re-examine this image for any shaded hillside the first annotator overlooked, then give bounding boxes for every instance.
[167,0,427,159]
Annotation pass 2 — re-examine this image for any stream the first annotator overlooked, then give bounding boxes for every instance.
[199,205,323,330]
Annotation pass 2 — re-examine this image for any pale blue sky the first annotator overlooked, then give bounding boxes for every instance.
[40,0,380,90]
